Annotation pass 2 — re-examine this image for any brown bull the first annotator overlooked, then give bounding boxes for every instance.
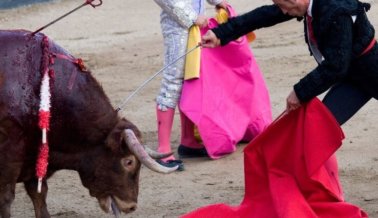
[0,30,175,218]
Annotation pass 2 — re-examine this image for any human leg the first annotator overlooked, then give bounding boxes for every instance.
[155,31,188,169]
[156,106,186,170]
[179,110,203,149]
[322,82,372,125]
[156,107,175,161]
[155,106,184,170]
[178,110,208,158]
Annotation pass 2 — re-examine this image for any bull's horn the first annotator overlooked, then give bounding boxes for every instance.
[144,147,174,160]
[123,129,178,174]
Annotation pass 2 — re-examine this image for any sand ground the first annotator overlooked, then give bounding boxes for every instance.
[1,0,377,217]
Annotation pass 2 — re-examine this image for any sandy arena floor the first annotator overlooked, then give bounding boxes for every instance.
[1,0,377,217]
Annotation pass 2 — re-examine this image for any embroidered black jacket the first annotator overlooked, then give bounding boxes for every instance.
[213,0,377,102]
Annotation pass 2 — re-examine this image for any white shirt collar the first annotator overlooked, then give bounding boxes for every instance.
[307,0,314,17]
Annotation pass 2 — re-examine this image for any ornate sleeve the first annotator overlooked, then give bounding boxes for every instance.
[153,0,197,29]
[212,5,292,45]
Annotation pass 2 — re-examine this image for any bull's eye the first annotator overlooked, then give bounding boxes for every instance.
[121,156,136,171]
[124,159,133,166]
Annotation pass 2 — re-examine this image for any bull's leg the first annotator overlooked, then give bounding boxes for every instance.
[0,183,16,218]
[0,159,22,218]
[0,118,25,217]
[24,179,50,218]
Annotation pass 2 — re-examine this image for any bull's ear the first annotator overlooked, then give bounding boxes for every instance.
[105,123,123,152]
[105,118,142,152]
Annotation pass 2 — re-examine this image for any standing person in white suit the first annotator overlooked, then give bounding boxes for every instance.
[153,0,227,171]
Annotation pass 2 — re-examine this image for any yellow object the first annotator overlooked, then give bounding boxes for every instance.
[215,8,229,24]
[184,25,201,80]
[215,8,256,43]
[184,7,256,81]
[246,32,256,42]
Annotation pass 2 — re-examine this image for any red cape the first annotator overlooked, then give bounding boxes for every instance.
[182,98,367,218]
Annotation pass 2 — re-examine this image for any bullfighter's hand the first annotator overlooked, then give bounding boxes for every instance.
[201,30,221,48]
[195,15,208,28]
[216,1,228,10]
[286,89,301,112]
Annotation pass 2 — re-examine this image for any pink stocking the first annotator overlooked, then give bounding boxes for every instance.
[180,110,203,149]
[156,107,175,161]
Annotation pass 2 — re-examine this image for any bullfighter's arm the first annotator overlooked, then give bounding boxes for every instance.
[153,0,197,29]
[212,4,293,45]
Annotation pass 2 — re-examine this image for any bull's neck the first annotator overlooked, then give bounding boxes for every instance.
[49,146,101,171]
[50,69,119,151]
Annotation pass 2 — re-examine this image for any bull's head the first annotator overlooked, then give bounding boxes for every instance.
[77,119,176,215]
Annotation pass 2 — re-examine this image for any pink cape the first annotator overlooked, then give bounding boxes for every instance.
[181,98,367,218]
[179,6,272,159]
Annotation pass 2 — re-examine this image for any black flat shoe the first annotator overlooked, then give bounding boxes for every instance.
[178,144,208,158]
[156,159,185,171]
